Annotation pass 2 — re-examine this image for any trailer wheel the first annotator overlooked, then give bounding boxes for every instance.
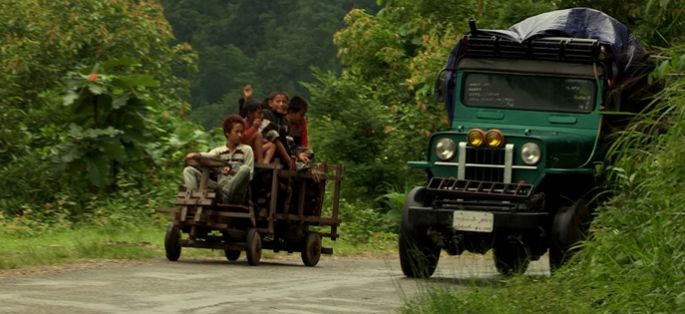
[164,223,181,261]
[301,232,322,267]
[222,233,241,261]
[224,249,241,261]
[246,229,262,266]
[399,187,440,278]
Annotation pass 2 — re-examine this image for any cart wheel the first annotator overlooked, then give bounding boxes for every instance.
[246,229,262,266]
[164,223,181,261]
[224,249,241,261]
[301,232,322,267]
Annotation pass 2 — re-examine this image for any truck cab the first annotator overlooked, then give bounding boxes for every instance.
[399,9,651,277]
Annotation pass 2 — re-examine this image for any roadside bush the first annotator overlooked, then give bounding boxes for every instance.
[337,199,397,244]
[0,0,197,222]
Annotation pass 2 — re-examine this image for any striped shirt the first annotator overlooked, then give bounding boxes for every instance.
[201,144,254,180]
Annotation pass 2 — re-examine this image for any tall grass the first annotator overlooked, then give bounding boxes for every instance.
[402,50,685,313]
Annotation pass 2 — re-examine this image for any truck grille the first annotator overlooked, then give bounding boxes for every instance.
[465,147,505,182]
[456,142,514,183]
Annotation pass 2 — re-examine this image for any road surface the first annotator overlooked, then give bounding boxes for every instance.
[0,254,549,313]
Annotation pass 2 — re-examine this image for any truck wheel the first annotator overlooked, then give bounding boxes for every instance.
[224,249,241,261]
[550,203,590,270]
[493,237,529,275]
[246,228,262,266]
[164,223,181,261]
[399,187,440,278]
[301,232,322,267]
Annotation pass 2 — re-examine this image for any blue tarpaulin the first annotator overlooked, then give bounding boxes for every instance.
[444,7,651,122]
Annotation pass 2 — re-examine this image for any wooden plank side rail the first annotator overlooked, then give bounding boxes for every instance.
[175,198,214,206]
[175,191,217,199]
[213,212,252,219]
[273,214,340,225]
[214,204,250,211]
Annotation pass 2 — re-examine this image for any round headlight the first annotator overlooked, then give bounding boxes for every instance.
[521,142,541,165]
[467,128,486,147]
[435,138,456,161]
[485,129,504,148]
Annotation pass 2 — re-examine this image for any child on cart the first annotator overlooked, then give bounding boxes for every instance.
[242,102,276,164]
[261,91,296,169]
[287,95,313,170]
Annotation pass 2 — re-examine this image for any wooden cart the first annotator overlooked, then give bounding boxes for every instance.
[158,156,343,266]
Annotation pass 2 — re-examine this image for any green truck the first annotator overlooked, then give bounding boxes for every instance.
[399,8,652,277]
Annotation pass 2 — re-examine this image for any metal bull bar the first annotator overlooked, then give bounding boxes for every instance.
[426,177,533,200]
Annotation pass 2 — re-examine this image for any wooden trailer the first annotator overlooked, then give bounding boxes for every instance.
[158,156,343,266]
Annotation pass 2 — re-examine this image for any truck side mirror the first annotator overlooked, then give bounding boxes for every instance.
[434,69,447,102]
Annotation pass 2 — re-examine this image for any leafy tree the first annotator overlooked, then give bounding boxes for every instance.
[0,0,196,215]
[306,0,553,200]
[54,60,162,189]
[160,0,379,128]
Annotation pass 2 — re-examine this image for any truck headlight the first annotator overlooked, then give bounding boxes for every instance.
[485,129,504,148]
[435,138,456,161]
[521,142,541,165]
[467,128,486,147]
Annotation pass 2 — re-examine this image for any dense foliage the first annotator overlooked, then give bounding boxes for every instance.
[0,0,206,232]
[306,0,554,200]
[159,0,379,129]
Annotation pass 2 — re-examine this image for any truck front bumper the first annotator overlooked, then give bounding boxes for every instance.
[408,206,549,231]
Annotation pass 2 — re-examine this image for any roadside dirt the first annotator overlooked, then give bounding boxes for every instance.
[0,254,549,313]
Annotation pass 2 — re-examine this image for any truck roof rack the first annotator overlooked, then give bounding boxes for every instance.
[463,34,609,64]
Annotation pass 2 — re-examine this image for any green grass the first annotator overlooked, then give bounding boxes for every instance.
[0,220,399,270]
[0,226,164,270]
[326,231,398,256]
[0,222,260,269]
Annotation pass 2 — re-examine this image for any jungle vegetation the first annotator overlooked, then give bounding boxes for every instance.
[1,0,684,312]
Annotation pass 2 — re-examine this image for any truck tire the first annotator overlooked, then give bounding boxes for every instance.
[493,236,529,275]
[550,202,590,270]
[399,187,440,278]
[164,223,181,261]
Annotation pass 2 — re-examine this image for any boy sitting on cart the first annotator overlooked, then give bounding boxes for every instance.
[182,114,255,204]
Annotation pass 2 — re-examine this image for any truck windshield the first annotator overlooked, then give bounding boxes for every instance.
[461,72,596,113]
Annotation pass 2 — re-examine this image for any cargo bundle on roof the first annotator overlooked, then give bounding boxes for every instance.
[441,7,653,122]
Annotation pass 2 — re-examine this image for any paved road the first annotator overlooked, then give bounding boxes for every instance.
[0,254,549,314]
